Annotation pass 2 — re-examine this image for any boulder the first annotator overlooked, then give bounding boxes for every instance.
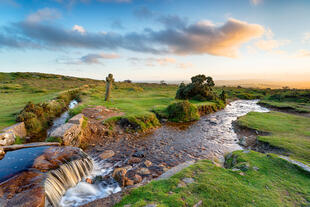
[137,168,151,175]
[1,122,27,138]
[48,114,86,147]
[0,132,15,146]
[112,168,127,187]
[99,150,115,160]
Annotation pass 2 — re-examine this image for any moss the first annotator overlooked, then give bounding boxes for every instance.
[14,136,26,144]
[81,117,88,129]
[119,113,160,132]
[45,136,63,144]
[167,101,200,122]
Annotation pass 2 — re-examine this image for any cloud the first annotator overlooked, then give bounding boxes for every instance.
[302,32,310,43]
[133,6,155,19]
[254,28,290,52]
[72,25,86,34]
[255,39,289,51]
[295,49,310,58]
[250,0,263,6]
[0,17,264,57]
[58,52,120,64]
[157,15,188,29]
[128,57,192,69]
[26,8,61,23]
[149,18,264,57]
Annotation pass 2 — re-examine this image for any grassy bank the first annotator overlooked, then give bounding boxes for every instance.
[70,83,223,131]
[116,150,310,207]
[237,111,310,164]
[0,72,103,130]
[259,100,310,113]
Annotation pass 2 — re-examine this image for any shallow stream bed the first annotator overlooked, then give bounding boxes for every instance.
[61,100,269,207]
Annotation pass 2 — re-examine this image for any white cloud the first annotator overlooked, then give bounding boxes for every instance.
[58,52,120,64]
[178,63,193,69]
[26,8,61,23]
[255,39,290,51]
[72,25,86,34]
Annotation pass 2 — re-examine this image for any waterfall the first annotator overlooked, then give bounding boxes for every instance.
[44,155,94,207]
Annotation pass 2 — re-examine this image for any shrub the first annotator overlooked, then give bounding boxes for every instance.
[45,136,63,144]
[119,113,160,132]
[167,101,200,122]
[175,75,219,102]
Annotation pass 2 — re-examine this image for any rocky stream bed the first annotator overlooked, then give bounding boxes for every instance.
[0,100,273,207]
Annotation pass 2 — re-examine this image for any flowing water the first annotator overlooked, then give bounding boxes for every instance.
[59,159,121,207]
[45,153,94,207]
[47,100,78,137]
[57,100,269,206]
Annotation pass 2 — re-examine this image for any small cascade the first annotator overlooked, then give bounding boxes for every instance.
[44,155,93,207]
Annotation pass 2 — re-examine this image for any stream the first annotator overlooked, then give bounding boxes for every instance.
[59,100,269,207]
[47,100,78,137]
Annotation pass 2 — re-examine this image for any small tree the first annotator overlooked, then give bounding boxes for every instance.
[220,90,227,104]
[105,74,114,101]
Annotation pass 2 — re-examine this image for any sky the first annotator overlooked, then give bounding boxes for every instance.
[0,0,310,82]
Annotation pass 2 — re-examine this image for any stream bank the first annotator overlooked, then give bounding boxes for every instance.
[67,100,269,207]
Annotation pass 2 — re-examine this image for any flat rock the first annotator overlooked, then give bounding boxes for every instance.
[99,150,115,160]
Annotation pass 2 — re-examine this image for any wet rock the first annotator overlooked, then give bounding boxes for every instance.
[99,150,115,160]
[125,179,134,186]
[137,168,151,175]
[0,132,15,146]
[133,151,145,158]
[112,168,127,187]
[239,137,247,146]
[86,178,93,184]
[123,165,133,171]
[0,146,89,207]
[144,160,152,167]
[128,157,141,164]
[231,168,240,172]
[182,177,195,184]
[133,174,142,184]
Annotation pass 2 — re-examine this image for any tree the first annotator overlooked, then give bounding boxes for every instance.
[220,90,227,104]
[105,74,114,101]
[175,74,217,101]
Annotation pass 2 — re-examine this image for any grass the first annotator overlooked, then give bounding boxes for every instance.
[116,150,310,207]
[70,83,219,119]
[237,111,310,164]
[259,100,310,113]
[0,72,103,130]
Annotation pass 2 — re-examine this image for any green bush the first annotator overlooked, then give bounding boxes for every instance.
[16,89,81,138]
[167,101,200,122]
[119,113,160,132]
[45,136,63,144]
[175,75,220,102]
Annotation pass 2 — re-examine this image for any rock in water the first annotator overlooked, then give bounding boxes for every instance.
[0,146,93,207]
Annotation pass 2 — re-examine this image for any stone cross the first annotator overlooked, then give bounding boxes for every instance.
[105,74,114,101]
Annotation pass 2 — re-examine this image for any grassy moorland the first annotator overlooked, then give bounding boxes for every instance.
[0,72,102,130]
[258,89,310,113]
[116,151,310,207]
[237,111,310,164]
